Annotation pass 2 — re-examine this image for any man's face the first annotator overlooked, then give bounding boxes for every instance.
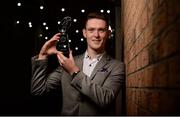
[83,18,110,52]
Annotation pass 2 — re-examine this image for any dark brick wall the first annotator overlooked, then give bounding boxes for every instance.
[122,0,180,115]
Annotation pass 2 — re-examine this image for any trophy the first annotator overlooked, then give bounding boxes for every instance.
[56,16,72,57]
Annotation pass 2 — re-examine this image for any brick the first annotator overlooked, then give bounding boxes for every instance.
[159,90,180,115]
[123,0,180,115]
[158,0,165,6]
[137,61,168,88]
[136,70,144,87]
[128,43,136,61]
[153,61,168,87]
[152,2,168,37]
[138,90,148,109]
[166,0,180,24]
[135,20,142,40]
[144,20,154,45]
[126,88,138,115]
[143,66,154,87]
[136,48,149,70]
[134,10,148,39]
[127,58,136,74]
[135,32,144,56]
[148,38,160,64]
[124,27,135,53]
[156,24,179,60]
[147,0,159,19]
[148,90,160,114]
[168,55,180,88]
[126,73,137,87]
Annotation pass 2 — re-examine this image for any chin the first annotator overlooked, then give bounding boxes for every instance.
[92,46,101,50]
[93,47,103,51]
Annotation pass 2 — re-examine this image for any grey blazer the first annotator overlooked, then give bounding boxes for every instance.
[31,53,125,115]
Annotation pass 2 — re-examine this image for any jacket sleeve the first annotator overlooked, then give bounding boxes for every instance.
[70,61,125,108]
[31,56,63,96]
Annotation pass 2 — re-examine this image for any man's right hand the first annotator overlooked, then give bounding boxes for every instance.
[38,33,61,60]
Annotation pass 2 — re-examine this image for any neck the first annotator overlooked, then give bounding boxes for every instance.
[87,48,104,59]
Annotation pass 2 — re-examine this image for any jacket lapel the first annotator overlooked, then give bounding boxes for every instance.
[89,53,111,80]
[74,53,84,71]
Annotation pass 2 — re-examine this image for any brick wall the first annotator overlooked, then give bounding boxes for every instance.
[122,0,180,115]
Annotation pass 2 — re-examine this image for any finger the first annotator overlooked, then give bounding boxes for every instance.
[47,38,58,45]
[49,33,61,42]
[45,33,61,46]
[53,33,61,40]
[56,51,63,55]
[60,53,68,61]
[57,51,67,61]
[54,50,59,55]
[57,53,64,63]
[69,50,73,59]
[55,32,61,36]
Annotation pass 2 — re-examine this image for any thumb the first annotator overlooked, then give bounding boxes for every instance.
[69,50,73,59]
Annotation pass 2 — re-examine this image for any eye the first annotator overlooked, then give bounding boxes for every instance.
[98,28,107,33]
[87,28,95,32]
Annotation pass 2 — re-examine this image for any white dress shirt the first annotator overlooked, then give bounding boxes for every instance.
[83,51,104,77]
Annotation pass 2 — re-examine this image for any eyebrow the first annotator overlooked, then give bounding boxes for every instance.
[86,27,107,30]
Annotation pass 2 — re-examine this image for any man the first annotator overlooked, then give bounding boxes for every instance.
[31,12,125,115]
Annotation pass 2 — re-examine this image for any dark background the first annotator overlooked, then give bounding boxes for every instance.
[0,0,118,115]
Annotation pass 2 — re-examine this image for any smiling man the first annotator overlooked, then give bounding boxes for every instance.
[31,11,125,115]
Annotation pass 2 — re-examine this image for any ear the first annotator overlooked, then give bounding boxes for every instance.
[82,28,87,38]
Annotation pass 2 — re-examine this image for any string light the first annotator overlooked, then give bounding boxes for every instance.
[16,20,20,24]
[14,1,115,55]
[40,5,44,10]
[75,30,79,33]
[108,25,112,32]
[43,22,46,26]
[57,21,61,24]
[111,34,114,38]
[28,22,32,28]
[75,47,78,50]
[61,8,65,12]
[45,26,48,30]
[81,9,85,13]
[45,36,48,40]
[17,2,21,7]
[81,38,84,41]
[73,19,77,22]
[100,9,104,13]
[39,34,43,37]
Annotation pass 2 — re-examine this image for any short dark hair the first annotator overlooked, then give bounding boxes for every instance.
[84,12,109,29]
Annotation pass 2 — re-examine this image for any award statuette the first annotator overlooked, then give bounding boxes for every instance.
[56,16,72,57]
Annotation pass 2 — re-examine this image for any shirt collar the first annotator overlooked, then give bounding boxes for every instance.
[84,51,105,61]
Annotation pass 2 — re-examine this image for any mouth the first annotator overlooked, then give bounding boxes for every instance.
[92,39,101,42]
[92,40,101,44]
[92,40,102,46]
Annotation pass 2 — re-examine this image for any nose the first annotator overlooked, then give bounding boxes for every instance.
[93,30,100,37]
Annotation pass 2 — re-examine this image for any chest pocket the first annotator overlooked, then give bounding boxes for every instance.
[91,68,111,86]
